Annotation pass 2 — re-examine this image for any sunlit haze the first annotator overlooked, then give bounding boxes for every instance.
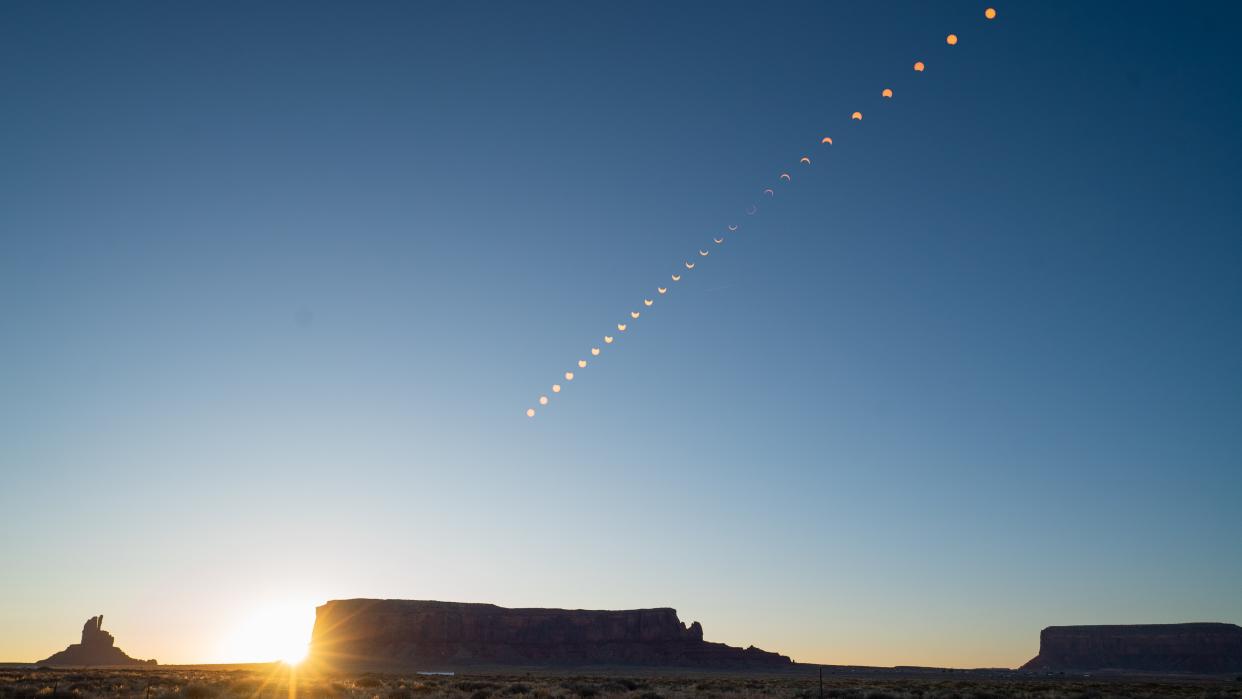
[218,600,315,666]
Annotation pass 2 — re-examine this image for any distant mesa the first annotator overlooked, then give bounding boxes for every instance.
[309,599,792,670]
[1022,623,1242,674]
[37,615,157,667]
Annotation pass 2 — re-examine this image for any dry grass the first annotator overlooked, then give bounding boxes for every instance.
[1,667,1239,699]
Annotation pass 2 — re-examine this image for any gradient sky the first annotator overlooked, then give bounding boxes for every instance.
[2,1,1241,668]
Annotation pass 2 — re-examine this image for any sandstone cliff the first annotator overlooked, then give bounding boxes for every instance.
[37,616,157,667]
[1021,623,1242,673]
[309,599,791,670]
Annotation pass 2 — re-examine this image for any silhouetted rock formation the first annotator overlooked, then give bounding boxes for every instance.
[309,599,792,670]
[1021,623,1242,674]
[36,616,157,667]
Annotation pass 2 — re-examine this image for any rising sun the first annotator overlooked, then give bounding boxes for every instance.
[222,601,314,665]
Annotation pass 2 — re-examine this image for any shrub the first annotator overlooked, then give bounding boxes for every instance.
[183,684,217,699]
[559,682,598,698]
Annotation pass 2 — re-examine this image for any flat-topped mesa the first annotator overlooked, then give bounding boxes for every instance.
[36,615,157,667]
[309,599,792,670]
[1021,623,1242,674]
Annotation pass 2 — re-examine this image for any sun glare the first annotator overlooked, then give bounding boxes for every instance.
[223,601,314,665]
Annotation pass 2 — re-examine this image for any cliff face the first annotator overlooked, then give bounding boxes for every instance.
[1021,623,1242,674]
[309,599,791,670]
[37,616,157,667]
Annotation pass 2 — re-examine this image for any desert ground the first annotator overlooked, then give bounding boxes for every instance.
[2,666,1241,699]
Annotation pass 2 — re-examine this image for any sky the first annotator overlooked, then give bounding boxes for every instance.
[2,1,1241,669]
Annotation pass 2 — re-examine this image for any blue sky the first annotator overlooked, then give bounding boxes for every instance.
[2,1,1240,667]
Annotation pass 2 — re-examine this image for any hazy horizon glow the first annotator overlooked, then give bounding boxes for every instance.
[2,1,1241,668]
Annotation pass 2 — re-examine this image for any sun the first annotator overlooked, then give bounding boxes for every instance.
[278,639,309,666]
[222,600,315,665]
